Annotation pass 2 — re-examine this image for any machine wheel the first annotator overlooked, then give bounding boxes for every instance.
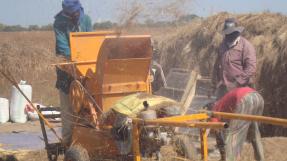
[64,145,90,161]
[173,135,198,160]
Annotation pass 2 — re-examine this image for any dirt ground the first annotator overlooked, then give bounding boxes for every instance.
[1,137,287,161]
[0,122,287,161]
[0,122,43,133]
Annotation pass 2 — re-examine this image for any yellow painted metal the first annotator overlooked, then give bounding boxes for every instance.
[67,32,154,158]
[68,31,153,112]
[207,111,287,127]
[156,113,209,122]
[132,121,141,161]
[102,82,148,94]
[132,116,228,161]
[69,31,118,75]
[200,129,208,161]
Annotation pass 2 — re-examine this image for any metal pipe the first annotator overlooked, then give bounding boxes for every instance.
[200,128,208,161]
[157,113,209,122]
[132,118,228,129]
[132,121,141,161]
[204,111,287,127]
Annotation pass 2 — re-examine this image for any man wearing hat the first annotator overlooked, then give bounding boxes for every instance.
[54,0,92,57]
[53,0,92,145]
[212,18,256,99]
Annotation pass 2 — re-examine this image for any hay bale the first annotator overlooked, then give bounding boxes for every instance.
[158,12,287,136]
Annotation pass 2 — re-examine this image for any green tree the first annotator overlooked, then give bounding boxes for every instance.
[3,25,26,32]
[93,21,117,30]
[0,23,5,31]
[40,24,53,31]
[28,25,40,31]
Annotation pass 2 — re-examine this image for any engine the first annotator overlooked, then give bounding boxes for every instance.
[139,109,175,159]
[111,101,181,159]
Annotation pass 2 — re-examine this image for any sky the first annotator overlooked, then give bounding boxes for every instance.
[0,0,286,26]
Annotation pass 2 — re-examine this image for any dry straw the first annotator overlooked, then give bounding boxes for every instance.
[159,12,287,136]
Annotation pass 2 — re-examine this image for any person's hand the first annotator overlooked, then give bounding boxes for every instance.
[56,55,69,62]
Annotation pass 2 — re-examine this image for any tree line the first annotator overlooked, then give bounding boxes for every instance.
[0,23,53,32]
[0,14,198,32]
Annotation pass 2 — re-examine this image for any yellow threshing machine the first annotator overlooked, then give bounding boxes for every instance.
[36,31,227,161]
[34,31,287,161]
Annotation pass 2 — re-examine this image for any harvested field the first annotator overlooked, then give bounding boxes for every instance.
[1,137,287,161]
[158,12,287,136]
[0,31,60,106]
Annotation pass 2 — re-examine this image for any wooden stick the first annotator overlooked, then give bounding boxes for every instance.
[51,60,97,66]
[172,156,192,161]
[0,70,62,142]
[133,118,228,129]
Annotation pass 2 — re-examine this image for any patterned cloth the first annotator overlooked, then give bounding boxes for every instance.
[215,92,265,161]
[62,0,84,21]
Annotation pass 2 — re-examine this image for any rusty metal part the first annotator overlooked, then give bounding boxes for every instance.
[72,126,119,159]
[70,80,85,114]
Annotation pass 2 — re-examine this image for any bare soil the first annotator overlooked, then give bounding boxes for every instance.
[0,123,286,161]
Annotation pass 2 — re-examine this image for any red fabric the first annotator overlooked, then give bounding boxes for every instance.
[211,87,255,122]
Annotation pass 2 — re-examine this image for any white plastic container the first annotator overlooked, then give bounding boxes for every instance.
[0,98,9,123]
[10,80,32,123]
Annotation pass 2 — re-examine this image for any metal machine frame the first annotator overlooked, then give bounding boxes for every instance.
[132,113,228,161]
[37,105,65,161]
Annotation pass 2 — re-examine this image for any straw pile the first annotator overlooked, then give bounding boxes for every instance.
[158,12,287,136]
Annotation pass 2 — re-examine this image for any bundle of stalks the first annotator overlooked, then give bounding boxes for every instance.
[158,12,287,136]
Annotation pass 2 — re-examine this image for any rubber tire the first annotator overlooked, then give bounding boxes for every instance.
[64,145,90,161]
[173,135,199,160]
